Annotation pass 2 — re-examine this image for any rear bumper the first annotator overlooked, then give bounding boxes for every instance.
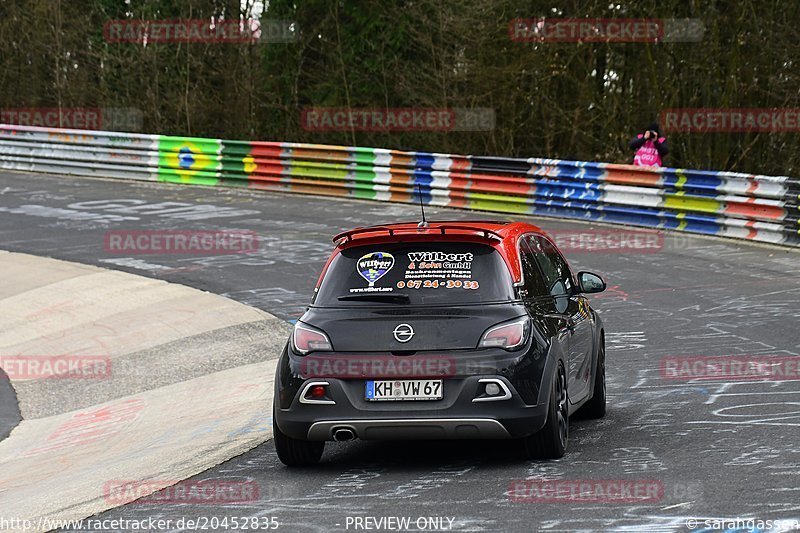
[274,375,550,441]
[307,418,511,440]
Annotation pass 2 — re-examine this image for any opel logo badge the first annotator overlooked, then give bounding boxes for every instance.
[393,323,414,343]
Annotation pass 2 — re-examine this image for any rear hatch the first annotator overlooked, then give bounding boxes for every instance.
[306,241,522,351]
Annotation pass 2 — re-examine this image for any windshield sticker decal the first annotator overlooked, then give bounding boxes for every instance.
[407,251,473,263]
[356,252,395,286]
[403,251,476,286]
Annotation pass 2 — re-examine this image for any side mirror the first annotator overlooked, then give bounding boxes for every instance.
[577,271,606,294]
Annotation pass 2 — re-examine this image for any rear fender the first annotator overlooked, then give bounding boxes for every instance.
[535,340,566,410]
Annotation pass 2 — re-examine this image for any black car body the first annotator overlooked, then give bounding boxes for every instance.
[273,221,607,465]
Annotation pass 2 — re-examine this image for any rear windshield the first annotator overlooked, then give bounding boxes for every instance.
[314,242,514,306]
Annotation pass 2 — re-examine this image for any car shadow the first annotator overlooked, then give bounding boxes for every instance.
[308,417,600,469]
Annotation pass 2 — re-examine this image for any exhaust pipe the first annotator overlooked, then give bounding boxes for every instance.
[332,427,356,442]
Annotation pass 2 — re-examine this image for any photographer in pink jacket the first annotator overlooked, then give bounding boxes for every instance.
[629,122,669,167]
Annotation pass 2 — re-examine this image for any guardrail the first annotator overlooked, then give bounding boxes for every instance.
[1,123,798,247]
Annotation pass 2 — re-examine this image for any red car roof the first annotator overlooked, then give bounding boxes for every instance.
[316,220,550,287]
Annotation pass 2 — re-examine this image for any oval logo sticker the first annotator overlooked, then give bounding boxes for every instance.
[357,252,394,287]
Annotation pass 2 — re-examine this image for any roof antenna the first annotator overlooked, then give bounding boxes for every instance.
[416,183,429,228]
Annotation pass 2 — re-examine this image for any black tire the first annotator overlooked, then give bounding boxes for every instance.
[273,413,324,467]
[579,339,606,419]
[520,364,568,459]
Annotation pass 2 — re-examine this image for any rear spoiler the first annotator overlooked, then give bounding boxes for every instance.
[333,224,503,244]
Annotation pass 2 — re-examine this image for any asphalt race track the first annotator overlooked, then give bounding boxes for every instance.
[0,171,798,532]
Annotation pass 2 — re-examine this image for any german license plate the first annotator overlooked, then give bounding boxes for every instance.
[365,379,443,401]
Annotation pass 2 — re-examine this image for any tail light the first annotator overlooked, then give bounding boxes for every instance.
[479,317,529,351]
[293,323,333,355]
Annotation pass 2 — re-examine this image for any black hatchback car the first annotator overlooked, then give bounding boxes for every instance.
[273,221,607,466]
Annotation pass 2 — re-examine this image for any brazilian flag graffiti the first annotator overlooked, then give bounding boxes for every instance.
[157,137,222,185]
